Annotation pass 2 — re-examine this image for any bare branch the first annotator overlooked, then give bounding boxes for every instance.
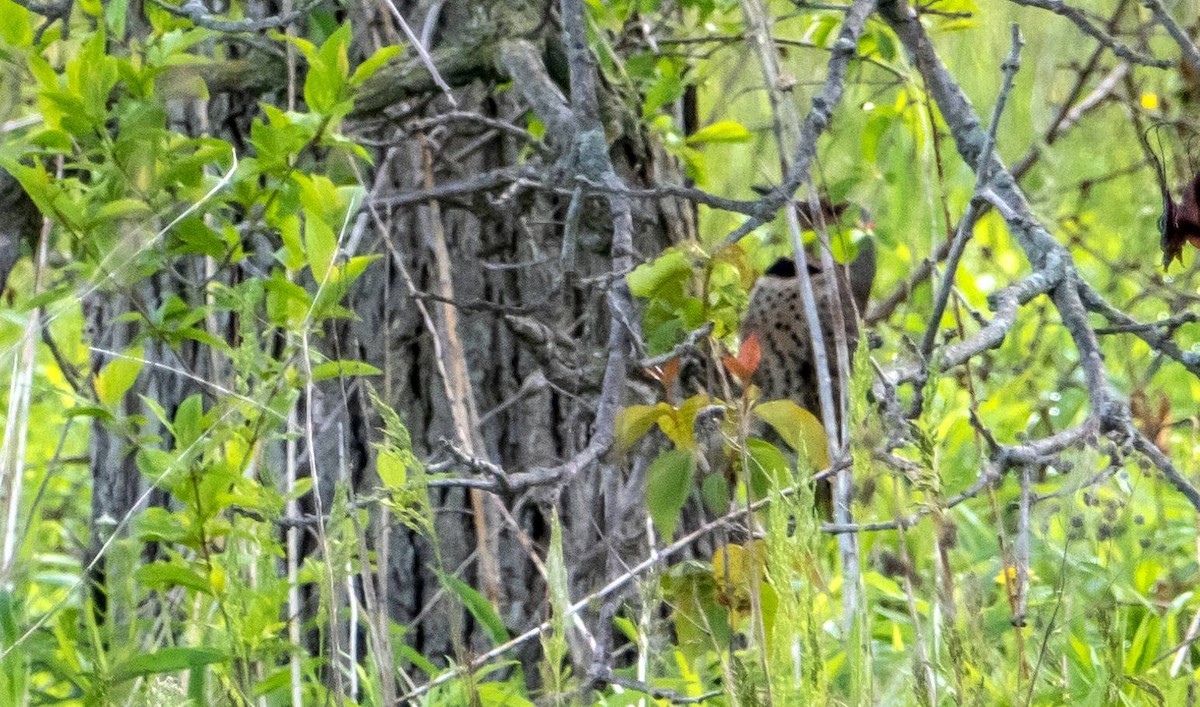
[1143,0,1200,73]
[918,25,1024,369]
[722,0,877,246]
[146,0,324,32]
[379,0,459,106]
[1006,0,1172,68]
[887,262,1064,385]
[1129,426,1200,512]
[1079,283,1200,377]
[881,1,1130,437]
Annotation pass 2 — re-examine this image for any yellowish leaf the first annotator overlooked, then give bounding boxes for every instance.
[995,564,1039,585]
[753,400,829,469]
[712,541,766,611]
[95,346,144,407]
[616,403,669,451]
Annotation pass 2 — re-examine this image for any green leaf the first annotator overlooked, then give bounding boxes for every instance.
[173,394,203,449]
[807,14,840,48]
[627,248,692,298]
[745,438,789,498]
[105,0,129,35]
[376,450,407,489]
[701,473,729,515]
[310,360,381,382]
[65,405,114,422]
[656,394,709,451]
[311,252,378,313]
[349,45,402,87]
[318,23,353,81]
[395,644,439,679]
[642,73,684,118]
[112,647,225,683]
[95,346,144,407]
[660,562,729,659]
[437,571,509,645]
[0,160,56,224]
[134,507,188,544]
[93,198,150,228]
[303,214,337,282]
[271,32,318,65]
[76,0,100,17]
[172,218,229,258]
[686,120,752,145]
[136,448,182,489]
[295,23,352,115]
[646,449,695,539]
[178,327,233,352]
[753,400,829,470]
[295,172,349,222]
[277,214,305,271]
[0,1,32,46]
[264,271,312,327]
[476,683,535,707]
[135,562,212,595]
[613,616,638,643]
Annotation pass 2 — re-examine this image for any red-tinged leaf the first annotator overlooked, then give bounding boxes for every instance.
[723,333,762,381]
[645,356,682,396]
[1131,389,1172,452]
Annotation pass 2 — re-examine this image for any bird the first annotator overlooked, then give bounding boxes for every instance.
[1156,166,1200,270]
[740,232,875,420]
[1145,124,1200,269]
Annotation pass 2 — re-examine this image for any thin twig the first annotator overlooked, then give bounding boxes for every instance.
[379,0,459,106]
[918,25,1024,385]
[145,0,324,33]
[1143,0,1200,73]
[722,0,876,246]
[1006,0,1171,67]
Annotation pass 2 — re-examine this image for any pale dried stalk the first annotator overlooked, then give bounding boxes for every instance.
[1170,532,1200,676]
[279,32,301,706]
[895,486,936,706]
[338,426,358,698]
[350,502,402,702]
[418,135,502,603]
[275,40,302,703]
[738,0,872,626]
[0,213,50,584]
[379,0,458,106]
[292,187,368,703]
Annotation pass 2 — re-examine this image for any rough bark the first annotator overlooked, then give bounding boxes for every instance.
[334,0,687,664]
[30,0,690,679]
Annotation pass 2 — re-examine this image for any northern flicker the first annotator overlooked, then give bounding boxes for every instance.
[740,238,875,419]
